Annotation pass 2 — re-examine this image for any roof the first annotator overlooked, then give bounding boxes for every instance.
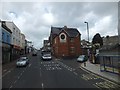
[1,21,12,33]
[51,26,80,39]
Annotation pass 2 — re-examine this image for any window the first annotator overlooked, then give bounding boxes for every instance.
[59,33,66,43]
[7,35,9,43]
[54,38,56,44]
[2,32,4,41]
[61,34,65,39]
[70,38,74,42]
[70,47,75,53]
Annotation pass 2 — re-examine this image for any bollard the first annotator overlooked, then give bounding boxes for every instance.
[84,62,86,67]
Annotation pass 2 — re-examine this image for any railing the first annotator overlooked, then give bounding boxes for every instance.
[98,55,120,75]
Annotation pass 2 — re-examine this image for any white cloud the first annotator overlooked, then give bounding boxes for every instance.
[1,2,118,49]
[42,13,55,25]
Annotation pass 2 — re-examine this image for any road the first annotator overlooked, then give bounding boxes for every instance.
[2,51,120,89]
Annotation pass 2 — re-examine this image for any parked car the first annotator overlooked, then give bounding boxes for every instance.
[42,53,52,60]
[16,56,29,67]
[77,55,88,63]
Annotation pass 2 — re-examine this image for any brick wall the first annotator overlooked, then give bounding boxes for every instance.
[52,31,81,58]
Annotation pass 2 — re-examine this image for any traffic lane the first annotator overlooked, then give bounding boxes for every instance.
[2,54,35,88]
[58,58,80,69]
[11,54,42,88]
[2,65,28,88]
[40,60,97,88]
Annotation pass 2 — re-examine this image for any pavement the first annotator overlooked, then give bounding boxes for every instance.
[80,60,120,85]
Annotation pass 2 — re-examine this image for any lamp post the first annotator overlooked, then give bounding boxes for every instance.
[84,21,89,42]
[84,21,90,64]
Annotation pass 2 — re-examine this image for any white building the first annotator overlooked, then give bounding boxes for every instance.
[20,33,25,49]
[5,21,21,47]
[20,33,25,54]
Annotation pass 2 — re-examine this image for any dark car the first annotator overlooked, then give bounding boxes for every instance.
[16,56,29,67]
[77,55,88,63]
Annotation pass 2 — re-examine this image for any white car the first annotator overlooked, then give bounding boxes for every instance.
[42,54,52,60]
[16,57,29,67]
[77,55,88,62]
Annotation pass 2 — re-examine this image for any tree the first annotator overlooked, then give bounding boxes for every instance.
[92,33,103,47]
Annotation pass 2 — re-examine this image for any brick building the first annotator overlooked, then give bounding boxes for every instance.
[50,26,81,58]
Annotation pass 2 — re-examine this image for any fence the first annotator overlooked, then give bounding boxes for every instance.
[99,55,120,75]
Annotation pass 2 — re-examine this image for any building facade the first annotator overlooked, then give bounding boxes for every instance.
[43,40,51,51]
[1,21,12,64]
[103,35,119,46]
[20,33,25,55]
[6,21,21,60]
[50,26,81,58]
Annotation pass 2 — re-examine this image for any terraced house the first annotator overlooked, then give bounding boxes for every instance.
[50,26,82,58]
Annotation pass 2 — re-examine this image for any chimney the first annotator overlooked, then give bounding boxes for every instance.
[63,25,67,30]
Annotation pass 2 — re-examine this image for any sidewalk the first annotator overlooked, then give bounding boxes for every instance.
[80,61,120,84]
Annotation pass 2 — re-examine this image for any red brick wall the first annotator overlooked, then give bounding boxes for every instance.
[52,31,82,57]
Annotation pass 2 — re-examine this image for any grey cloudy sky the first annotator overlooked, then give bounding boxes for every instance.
[1,1,119,49]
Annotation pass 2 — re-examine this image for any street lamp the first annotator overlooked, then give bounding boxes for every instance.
[84,21,89,42]
[84,21,90,61]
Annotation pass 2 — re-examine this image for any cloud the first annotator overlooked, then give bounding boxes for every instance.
[1,2,118,49]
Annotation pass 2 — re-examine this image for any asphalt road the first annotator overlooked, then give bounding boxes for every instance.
[2,51,120,89]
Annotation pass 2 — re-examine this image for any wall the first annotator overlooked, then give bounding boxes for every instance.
[2,27,11,44]
[6,21,21,47]
[53,31,81,58]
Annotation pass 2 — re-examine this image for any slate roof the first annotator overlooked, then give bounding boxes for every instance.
[50,26,80,39]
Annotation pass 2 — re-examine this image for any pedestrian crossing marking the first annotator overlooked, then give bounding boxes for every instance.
[41,61,62,71]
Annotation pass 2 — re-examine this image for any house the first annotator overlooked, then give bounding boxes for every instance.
[100,35,119,55]
[81,39,91,55]
[1,21,12,64]
[50,26,82,58]
[43,40,51,51]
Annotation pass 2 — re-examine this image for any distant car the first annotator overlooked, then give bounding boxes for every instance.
[42,54,52,60]
[32,51,37,56]
[77,55,88,63]
[16,56,29,67]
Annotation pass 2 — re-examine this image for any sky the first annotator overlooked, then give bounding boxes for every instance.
[0,0,119,49]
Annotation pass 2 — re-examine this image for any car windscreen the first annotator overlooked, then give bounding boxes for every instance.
[44,54,51,56]
[20,57,27,59]
[78,55,85,58]
[18,59,26,61]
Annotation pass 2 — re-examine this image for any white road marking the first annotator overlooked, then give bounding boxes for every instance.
[3,69,7,72]
[73,72,78,75]
[18,76,20,79]
[41,83,44,88]
[10,85,13,88]
[20,73,22,76]
[29,64,31,67]
[14,80,17,84]
[2,69,13,77]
